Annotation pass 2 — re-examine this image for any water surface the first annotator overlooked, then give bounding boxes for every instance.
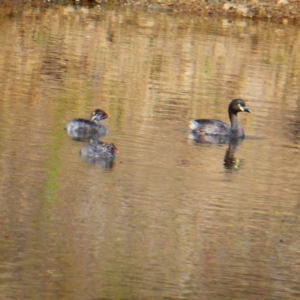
[0,3,300,300]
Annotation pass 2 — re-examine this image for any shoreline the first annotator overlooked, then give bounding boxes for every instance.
[1,0,300,24]
[122,0,300,24]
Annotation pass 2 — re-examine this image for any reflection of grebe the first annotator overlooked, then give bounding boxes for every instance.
[189,99,250,137]
[65,109,109,140]
[189,133,244,170]
[223,139,243,170]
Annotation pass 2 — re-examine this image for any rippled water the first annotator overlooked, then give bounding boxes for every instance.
[1,3,300,299]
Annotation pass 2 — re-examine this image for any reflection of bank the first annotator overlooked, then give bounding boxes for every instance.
[189,132,244,171]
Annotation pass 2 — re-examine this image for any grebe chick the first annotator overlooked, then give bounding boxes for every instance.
[65,109,109,140]
[80,140,118,160]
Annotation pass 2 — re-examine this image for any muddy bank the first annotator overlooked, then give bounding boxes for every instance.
[1,0,300,24]
[122,0,300,24]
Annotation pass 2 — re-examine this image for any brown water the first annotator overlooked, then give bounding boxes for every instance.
[1,2,300,300]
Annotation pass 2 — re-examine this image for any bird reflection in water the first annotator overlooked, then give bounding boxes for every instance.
[189,132,244,170]
[80,154,117,169]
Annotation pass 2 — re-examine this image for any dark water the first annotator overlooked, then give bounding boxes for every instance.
[0,3,300,299]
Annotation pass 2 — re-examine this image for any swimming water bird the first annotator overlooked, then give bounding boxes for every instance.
[65,109,109,140]
[80,140,119,160]
[189,99,250,137]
